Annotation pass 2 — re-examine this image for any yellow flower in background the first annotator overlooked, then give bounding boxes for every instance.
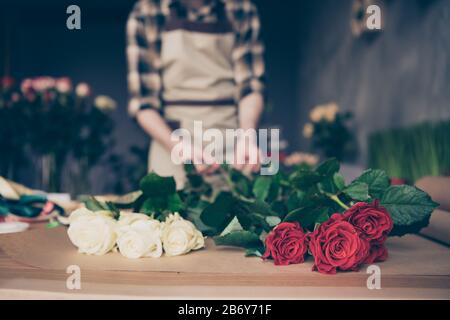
[309,105,325,122]
[94,95,117,112]
[309,102,340,123]
[323,103,339,122]
[303,123,314,139]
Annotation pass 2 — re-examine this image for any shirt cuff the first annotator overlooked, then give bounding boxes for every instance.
[128,97,162,117]
[236,78,266,103]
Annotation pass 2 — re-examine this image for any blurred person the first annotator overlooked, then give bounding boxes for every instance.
[127,0,265,188]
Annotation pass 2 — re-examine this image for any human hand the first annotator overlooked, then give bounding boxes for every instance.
[232,135,261,174]
[171,143,220,175]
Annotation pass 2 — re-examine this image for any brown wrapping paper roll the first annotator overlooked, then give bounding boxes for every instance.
[416,176,450,211]
[1,227,450,277]
[420,209,450,245]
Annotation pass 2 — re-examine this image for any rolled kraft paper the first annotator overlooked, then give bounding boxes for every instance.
[416,176,450,211]
[420,209,450,245]
[1,227,450,277]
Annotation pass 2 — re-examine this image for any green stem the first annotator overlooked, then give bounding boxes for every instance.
[219,167,253,202]
[329,194,350,210]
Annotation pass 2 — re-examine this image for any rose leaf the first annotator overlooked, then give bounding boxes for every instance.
[200,192,235,230]
[214,230,263,249]
[139,172,176,197]
[380,185,439,236]
[315,158,340,177]
[342,182,370,201]
[353,169,390,199]
[252,176,272,201]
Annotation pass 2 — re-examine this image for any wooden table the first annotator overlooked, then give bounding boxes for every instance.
[0,225,449,300]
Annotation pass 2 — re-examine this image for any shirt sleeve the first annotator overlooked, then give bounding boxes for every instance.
[231,0,266,103]
[126,2,163,117]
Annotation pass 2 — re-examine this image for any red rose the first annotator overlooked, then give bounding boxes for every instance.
[262,222,308,266]
[309,214,369,274]
[1,76,15,89]
[364,243,388,264]
[343,201,393,243]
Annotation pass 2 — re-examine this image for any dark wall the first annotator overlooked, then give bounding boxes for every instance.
[296,0,450,162]
[1,0,449,192]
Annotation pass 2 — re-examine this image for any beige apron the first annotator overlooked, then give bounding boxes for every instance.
[148,4,238,189]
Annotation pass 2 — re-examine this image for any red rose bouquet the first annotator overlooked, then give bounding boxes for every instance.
[306,201,393,274]
[194,158,438,274]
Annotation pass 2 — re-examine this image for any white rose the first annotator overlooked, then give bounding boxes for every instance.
[116,215,162,259]
[161,213,205,257]
[67,208,117,255]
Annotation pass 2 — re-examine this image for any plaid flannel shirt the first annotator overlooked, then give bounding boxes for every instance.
[127,0,265,116]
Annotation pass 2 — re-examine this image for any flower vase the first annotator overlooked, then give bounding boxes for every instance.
[41,154,63,192]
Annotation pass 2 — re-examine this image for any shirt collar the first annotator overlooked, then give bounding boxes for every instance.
[163,0,225,16]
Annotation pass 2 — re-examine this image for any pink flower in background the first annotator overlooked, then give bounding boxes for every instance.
[11,93,21,103]
[21,79,36,101]
[55,77,72,94]
[43,90,56,103]
[75,82,91,97]
[21,78,34,93]
[32,77,55,92]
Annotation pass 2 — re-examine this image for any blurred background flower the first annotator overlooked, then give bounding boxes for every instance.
[0,76,117,195]
[94,95,117,112]
[303,102,357,162]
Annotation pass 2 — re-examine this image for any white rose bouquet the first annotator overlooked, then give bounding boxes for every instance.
[67,208,205,259]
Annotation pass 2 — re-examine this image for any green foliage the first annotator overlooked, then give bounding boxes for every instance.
[84,197,119,218]
[140,173,177,197]
[83,159,439,247]
[136,173,183,219]
[368,121,450,182]
[308,112,357,161]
